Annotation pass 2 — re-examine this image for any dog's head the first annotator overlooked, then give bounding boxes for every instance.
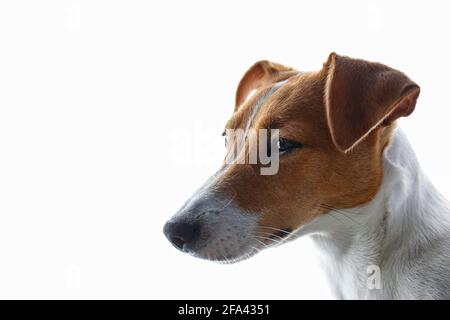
[163,53,420,263]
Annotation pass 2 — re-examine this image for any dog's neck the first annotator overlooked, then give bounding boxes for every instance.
[302,127,450,299]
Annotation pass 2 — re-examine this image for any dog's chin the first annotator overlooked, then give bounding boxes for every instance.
[196,252,258,265]
[185,230,296,264]
[189,245,262,265]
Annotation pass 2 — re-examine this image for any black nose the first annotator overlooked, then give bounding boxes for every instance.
[163,220,200,251]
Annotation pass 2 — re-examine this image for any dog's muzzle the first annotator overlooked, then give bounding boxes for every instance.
[162,184,260,262]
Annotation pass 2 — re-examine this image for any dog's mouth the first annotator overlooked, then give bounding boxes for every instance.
[193,227,295,264]
[252,227,294,249]
[164,217,295,264]
[216,228,294,263]
[163,186,298,264]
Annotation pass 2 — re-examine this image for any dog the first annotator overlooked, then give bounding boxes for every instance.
[163,53,450,299]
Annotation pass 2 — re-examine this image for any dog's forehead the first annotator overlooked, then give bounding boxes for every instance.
[226,70,326,131]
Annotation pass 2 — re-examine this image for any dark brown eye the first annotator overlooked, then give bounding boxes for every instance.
[277,137,303,154]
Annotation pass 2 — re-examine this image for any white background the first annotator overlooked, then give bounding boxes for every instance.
[0,0,449,299]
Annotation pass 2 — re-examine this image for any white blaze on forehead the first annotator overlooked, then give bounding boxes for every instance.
[223,77,295,169]
[244,79,288,133]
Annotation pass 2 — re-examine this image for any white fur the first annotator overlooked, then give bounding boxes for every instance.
[169,168,260,262]
[298,128,450,299]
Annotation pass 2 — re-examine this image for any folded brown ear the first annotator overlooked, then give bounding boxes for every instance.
[324,53,420,153]
[235,60,293,111]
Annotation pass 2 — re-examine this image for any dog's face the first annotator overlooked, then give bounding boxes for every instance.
[164,53,420,263]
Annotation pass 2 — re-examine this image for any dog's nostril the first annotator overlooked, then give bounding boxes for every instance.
[170,236,186,250]
[163,221,200,251]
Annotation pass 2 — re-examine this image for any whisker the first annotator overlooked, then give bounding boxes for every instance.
[254,235,287,247]
[257,231,288,241]
[327,211,347,225]
[254,238,268,247]
[258,226,292,235]
[320,204,364,227]
[321,203,360,215]
[250,246,262,254]
[254,235,275,243]
[220,192,237,210]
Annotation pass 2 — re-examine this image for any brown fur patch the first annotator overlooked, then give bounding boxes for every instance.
[217,53,419,238]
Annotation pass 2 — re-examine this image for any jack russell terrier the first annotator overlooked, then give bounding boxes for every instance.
[163,53,450,299]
